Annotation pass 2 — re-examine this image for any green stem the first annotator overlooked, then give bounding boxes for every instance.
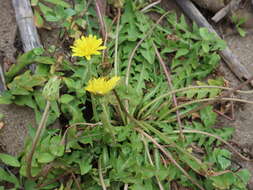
[114,102,127,125]
[91,94,99,121]
[87,60,99,121]
[100,97,115,140]
[98,157,107,190]
[87,60,92,80]
[27,100,51,179]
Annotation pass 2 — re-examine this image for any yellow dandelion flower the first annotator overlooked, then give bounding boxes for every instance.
[71,35,106,60]
[85,76,120,95]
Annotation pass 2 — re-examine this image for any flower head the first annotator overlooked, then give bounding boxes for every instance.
[71,35,106,60]
[85,76,120,95]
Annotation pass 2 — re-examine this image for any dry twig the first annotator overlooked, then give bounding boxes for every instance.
[135,128,205,190]
[171,129,252,162]
[212,0,242,23]
[153,43,185,141]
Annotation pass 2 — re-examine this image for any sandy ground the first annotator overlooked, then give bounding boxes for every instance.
[218,34,253,188]
[0,0,37,155]
[0,0,253,188]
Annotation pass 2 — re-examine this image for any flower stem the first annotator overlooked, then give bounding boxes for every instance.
[98,157,107,190]
[100,97,115,140]
[91,94,99,121]
[87,60,99,121]
[27,100,51,179]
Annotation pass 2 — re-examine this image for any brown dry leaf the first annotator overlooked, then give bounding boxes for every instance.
[167,34,179,41]
[3,57,14,72]
[0,122,4,130]
[191,112,200,119]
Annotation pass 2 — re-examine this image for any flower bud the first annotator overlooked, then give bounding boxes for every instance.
[42,76,61,101]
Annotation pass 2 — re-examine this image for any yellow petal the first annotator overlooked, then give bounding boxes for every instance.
[85,76,120,95]
[70,35,106,60]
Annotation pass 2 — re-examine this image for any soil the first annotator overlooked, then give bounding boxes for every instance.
[0,104,36,155]
[0,0,253,188]
[0,0,37,156]
[218,34,253,188]
[0,0,17,63]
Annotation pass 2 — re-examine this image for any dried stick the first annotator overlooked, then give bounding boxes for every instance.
[114,8,121,76]
[37,170,71,188]
[0,59,7,92]
[214,109,234,121]
[141,0,161,12]
[159,97,253,121]
[138,84,253,119]
[12,0,42,71]
[171,129,252,162]
[153,44,184,141]
[71,172,82,190]
[136,128,205,190]
[174,0,253,86]
[94,0,106,39]
[212,0,242,23]
[163,75,253,123]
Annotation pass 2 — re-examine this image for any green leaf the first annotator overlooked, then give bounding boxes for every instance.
[34,90,46,110]
[31,0,39,6]
[64,8,76,17]
[121,0,140,41]
[237,27,246,37]
[0,91,13,104]
[200,105,217,127]
[131,183,146,190]
[34,56,55,64]
[8,71,46,95]
[213,149,231,170]
[236,169,251,188]
[140,41,155,64]
[0,168,20,188]
[175,49,189,58]
[199,28,215,41]
[78,157,92,175]
[24,180,37,190]
[0,153,20,167]
[49,135,65,157]
[211,173,235,190]
[39,3,53,14]
[5,49,39,81]
[202,42,210,53]
[14,95,37,109]
[60,94,74,104]
[33,47,44,55]
[44,0,70,8]
[37,152,55,163]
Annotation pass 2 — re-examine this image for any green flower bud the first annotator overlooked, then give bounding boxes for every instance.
[42,76,61,101]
